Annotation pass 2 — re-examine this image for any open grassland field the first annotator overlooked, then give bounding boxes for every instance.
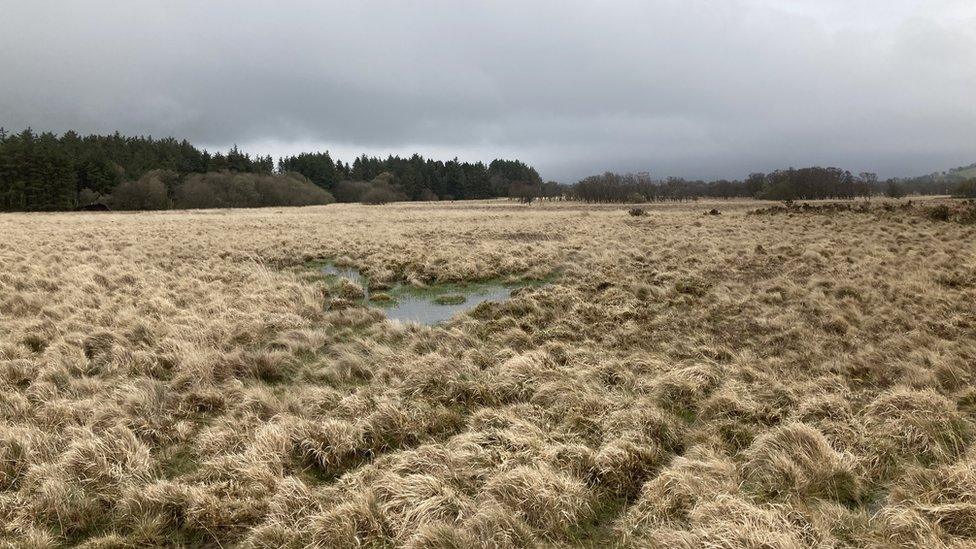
[1,198,975,548]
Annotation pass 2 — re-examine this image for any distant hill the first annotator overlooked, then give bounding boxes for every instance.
[892,162,976,195]
[948,164,976,180]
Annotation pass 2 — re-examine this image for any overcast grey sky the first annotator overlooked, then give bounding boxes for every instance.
[1,0,974,181]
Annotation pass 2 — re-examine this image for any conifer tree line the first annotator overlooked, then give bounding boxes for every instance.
[277,152,545,203]
[0,128,543,211]
[3,128,972,211]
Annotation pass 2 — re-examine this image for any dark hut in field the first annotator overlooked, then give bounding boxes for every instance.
[76,203,111,212]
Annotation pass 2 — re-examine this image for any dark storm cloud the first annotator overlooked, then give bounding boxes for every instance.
[1,0,974,181]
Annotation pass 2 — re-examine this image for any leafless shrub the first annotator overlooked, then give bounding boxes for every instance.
[109,176,170,210]
[176,172,334,208]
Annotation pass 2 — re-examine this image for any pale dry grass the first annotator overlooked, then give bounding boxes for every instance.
[0,198,974,547]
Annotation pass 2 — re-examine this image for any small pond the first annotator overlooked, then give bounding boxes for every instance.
[320,263,536,325]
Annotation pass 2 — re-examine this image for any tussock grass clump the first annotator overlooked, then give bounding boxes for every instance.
[295,418,365,476]
[591,401,688,495]
[592,438,667,497]
[490,351,559,402]
[433,293,467,305]
[652,363,724,415]
[616,448,738,534]
[307,493,389,547]
[0,427,47,491]
[337,281,366,300]
[684,495,813,548]
[485,464,593,537]
[457,500,537,548]
[13,425,154,537]
[867,457,976,542]
[741,422,859,503]
[372,473,475,537]
[861,388,973,477]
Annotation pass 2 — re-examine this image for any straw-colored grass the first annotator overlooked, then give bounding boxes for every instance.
[0,197,974,546]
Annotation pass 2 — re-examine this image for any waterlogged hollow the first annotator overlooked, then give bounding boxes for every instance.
[321,263,526,325]
[321,264,367,288]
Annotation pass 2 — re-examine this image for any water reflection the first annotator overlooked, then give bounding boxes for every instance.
[321,264,519,325]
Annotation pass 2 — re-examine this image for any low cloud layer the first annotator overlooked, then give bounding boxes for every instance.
[2,0,974,181]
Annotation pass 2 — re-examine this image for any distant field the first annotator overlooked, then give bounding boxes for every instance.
[1,197,975,547]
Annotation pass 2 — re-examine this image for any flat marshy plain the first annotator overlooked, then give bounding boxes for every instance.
[1,198,974,547]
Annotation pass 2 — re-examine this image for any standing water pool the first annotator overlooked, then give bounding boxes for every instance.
[321,263,537,325]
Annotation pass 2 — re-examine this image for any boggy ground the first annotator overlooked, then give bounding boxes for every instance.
[0,198,974,548]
